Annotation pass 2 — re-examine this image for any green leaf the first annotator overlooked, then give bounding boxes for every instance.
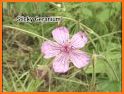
[15,3,34,14]
[3,2,8,9]
[97,80,121,92]
[86,59,106,74]
[81,8,92,19]
[97,9,110,22]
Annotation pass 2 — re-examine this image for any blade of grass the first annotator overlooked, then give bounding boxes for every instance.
[6,63,26,91]
[98,55,119,81]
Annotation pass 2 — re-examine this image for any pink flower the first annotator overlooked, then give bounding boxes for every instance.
[41,27,90,73]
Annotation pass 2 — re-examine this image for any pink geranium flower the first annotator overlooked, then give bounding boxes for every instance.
[41,27,90,73]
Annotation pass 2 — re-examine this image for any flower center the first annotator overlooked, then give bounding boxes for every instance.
[64,45,70,53]
[60,44,73,53]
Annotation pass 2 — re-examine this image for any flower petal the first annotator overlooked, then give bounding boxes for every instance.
[70,50,90,68]
[52,27,69,44]
[41,41,61,59]
[70,32,88,48]
[53,53,69,73]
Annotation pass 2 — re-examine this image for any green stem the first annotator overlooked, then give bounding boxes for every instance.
[53,77,89,86]
[90,54,96,91]
[3,25,49,40]
[87,30,121,44]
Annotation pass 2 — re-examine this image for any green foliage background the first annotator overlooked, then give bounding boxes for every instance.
[3,2,121,92]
